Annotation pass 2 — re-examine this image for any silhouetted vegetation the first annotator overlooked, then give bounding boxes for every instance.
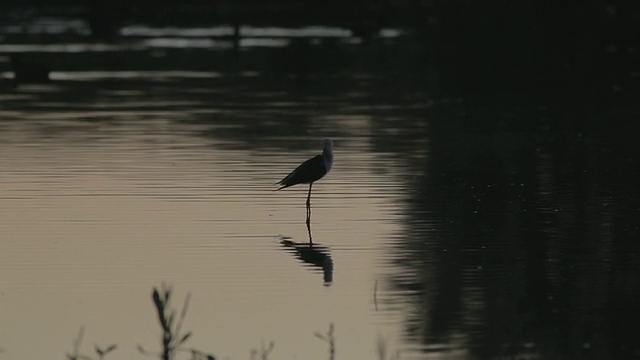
[53,285,408,360]
[249,341,274,360]
[66,327,117,360]
[314,323,336,360]
[138,284,215,360]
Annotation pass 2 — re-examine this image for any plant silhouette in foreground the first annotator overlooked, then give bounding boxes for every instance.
[66,326,117,360]
[315,323,335,360]
[249,340,274,360]
[56,285,400,360]
[138,284,215,360]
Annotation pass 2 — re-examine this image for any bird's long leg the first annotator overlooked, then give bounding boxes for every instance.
[306,182,313,225]
[306,218,313,245]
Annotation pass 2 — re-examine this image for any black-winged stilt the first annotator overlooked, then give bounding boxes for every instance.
[276,138,333,223]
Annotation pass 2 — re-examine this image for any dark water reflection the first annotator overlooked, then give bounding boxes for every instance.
[2,14,640,360]
[385,106,640,358]
[280,221,333,286]
[280,237,333,286]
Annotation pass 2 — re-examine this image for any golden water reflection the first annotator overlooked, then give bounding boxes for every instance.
[0,118,405,360]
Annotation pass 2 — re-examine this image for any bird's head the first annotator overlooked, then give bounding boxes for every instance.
[322,138,333,153]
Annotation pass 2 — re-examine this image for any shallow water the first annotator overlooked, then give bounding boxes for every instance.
[0,119,403,360]
[1,17,640,360]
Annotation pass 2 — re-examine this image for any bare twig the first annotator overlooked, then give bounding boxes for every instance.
[314,323,335,360]
[140,284,215,360]
[250,340,274,360]
[66,327,88,360]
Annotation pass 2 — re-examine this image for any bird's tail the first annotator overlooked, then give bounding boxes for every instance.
[275,184,289,191]
[275,178,289,191]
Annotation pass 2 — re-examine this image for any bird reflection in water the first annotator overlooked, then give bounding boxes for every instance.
[280,222,333,286]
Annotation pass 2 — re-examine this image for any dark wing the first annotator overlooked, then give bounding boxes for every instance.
[276,155,326,190]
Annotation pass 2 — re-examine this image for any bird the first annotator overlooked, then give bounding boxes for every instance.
[276,138,333,223]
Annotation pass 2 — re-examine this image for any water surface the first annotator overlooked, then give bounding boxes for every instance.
[1,17,640,360]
